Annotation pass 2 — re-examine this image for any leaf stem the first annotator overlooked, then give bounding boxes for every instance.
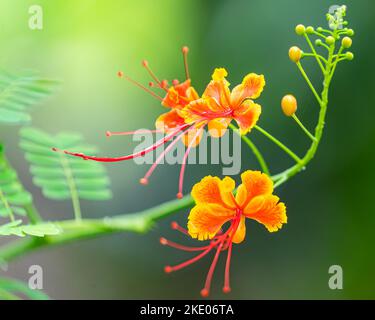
[292,114,316,142]
[59,154,82,221]
[296,61,322,105]
[229,123,270,175]
[303,33,326,73]
[254,125,302,163]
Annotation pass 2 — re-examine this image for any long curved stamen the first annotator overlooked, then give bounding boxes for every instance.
[53,124,190,162]
[117,71,163,101]
[200,241,224,297]
[177,125,205,198]
[142,60,168,92]
[182,46,190,80]
[170,221,189,235]
[223,242,232,294]
[106,129,162,137]
[164,245,213,273]
[160,237,210,252]
[141,125,191,184]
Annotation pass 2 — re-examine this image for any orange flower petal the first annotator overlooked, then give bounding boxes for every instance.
[208,118,231,138]
[162,79,193,109]
[230,73,265,107]
[234,100,261,135]
[188,203,235,241]
[232,216,246,244]
[202,68,231,108]
[237,170,273,206]
[191,175,236,208]
[244,195,287,232]
[155,109,186,132]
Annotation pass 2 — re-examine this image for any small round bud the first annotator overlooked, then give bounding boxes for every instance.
[342,37,352,48]
[288,46,302,63]
[306,26,314,34]
[325,36,335,45]
[281,94,297,116]
[345,52,354,61]
[315,39,323,46]
[317,27,323,32]
[295,24,305,35]
[347,29,354,36]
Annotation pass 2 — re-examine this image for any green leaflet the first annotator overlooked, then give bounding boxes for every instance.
[0,277,50,300]
[0,150,32,219]
[0,219,61,237]
[0,70,60,125]
[19,127,112,205]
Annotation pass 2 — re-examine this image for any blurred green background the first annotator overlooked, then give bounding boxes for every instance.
[0,0,374,299]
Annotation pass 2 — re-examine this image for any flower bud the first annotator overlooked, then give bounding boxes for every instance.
[326,36,335,45]
[347,29,354,36]
[342,37,352,48]
[317,27,323,32]
[281,94,297,116]
[288,46,302,63]
[345,52,354,61]
[315,39,323,46]
[295,24,305,35]
[306,26,314,34]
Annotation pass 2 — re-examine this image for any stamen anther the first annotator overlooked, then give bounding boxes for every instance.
[200,288,209,298]
[164,266,173,273]
[176,192,183,199]
[106,131,112,137]
[160,237,168,245]
[139,178,148,185]
[172,79,179,86]
[182,46,190,80]
[117,71,124,78]
[223,286,231,294]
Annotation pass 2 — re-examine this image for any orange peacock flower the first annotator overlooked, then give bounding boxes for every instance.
[161,170,287,297]
[54,47,265,198]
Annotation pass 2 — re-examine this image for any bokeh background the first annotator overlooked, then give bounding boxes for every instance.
[0,0,374,299]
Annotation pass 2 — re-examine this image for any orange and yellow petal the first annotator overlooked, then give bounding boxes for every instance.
[162,79,193,109]
[230,73,265,107]
[232,216,246,244]
[208,118,231,138]
[233,100,261,135]
[188,203,235,241]
[155,109,186,132]
[191,175,236,208]
[244,195,287,232]
[235,170,273,206]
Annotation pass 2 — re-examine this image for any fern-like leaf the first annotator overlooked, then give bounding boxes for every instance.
[0,147,32,219]
[19,127,112,208]
[0,219,61,237]
[0,277,49,300]
[0,70,59,125]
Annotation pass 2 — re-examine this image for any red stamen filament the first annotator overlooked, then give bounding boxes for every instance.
[160,237,209,252]
[141,125,191,183]
[118,71,163,101]
[182,46,190,80]
[54,124,190,162]
[142,60,168,92]
[177,125,205,198]
[106,129,162,137]
[201,241,224,297]
[223,242,232,294]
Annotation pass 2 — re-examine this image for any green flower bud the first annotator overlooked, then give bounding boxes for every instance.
[306,26,314,34]
[295,24,305,35]
[345,52,354,61]
[317,27,323,32]
[326,36,335,45]
[315,39,323,46]
[347,29,354,36]
[342,37,352,48]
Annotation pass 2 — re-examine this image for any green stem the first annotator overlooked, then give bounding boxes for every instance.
[272,35,336,185]
[0,188,14,222]
[302,53,328,64]
[0,195,194,262]
[254,125,302,163]
[304,33,326,73]
[229,123,270,175]
[292,114,316,142]
[296,61,322,105]
[59,154,82,221]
